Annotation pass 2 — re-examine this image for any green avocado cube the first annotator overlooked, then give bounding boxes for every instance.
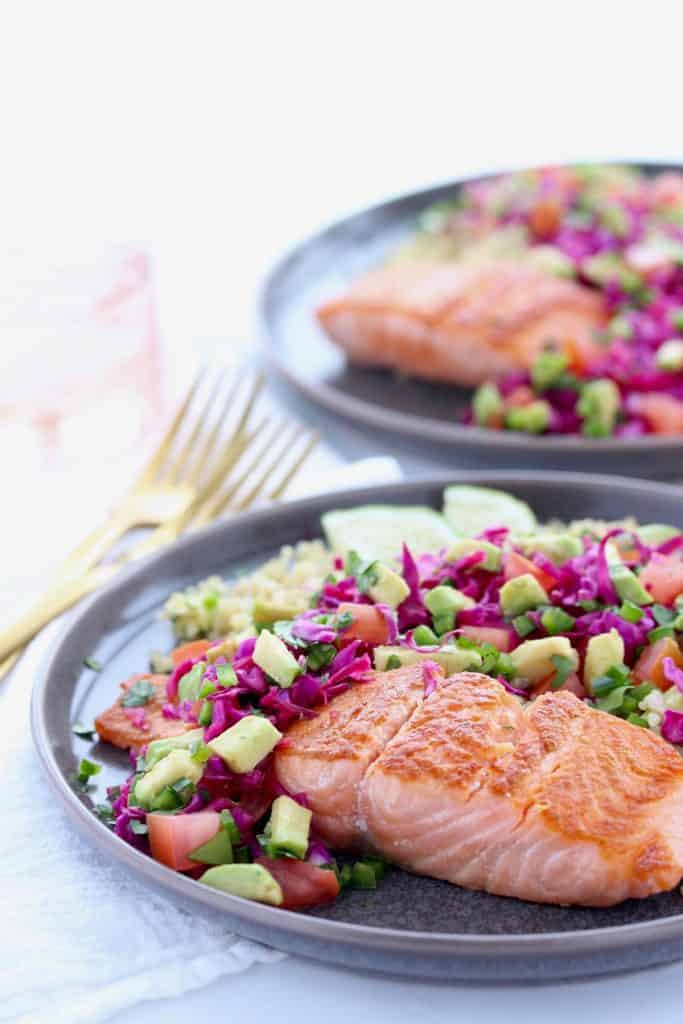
[188,827,234,866]
[584,630,625,691]
[520,533,583,565]
[510,637,578,685]
[610,563,653,606]
[253,629,301,688]
[373,645,482,674]
[134,749,203,809]
[636,523,682,547]
[424,585,474,633]
[208,715,282,773]
[200,863,283,905]
[367,563,411,610]
[268,795,312,859]
[145,727,205,770]
[500,574,549,616]
[446,539,502,572]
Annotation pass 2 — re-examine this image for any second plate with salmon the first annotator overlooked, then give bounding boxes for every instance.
[260,162,683,476]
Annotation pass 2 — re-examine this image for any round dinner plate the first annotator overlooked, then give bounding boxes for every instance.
[259,162,683,478]
[32,472,683,981]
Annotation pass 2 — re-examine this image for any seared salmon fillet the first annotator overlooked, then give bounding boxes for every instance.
[95,674,195,750]
[316,261,606,386]
[276,663,435,847]
[276,671,683,906]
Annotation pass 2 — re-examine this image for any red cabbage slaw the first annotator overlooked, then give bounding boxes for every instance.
[98,520,683,901]
[429,165,683,436]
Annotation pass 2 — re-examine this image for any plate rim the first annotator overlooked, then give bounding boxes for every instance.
[31,470,683,964]
[257,159,683,454]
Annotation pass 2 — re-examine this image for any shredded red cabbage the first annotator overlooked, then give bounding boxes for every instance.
[663,656,683,694]
[662,709,683,744]
[421,660,441,698]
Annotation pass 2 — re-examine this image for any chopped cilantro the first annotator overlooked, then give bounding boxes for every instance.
[72,721,96,740]
[549,654,575,690]
[83,656,102,671]
[121,678,156,707]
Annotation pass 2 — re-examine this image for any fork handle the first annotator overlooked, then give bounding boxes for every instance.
[0,564,117,663]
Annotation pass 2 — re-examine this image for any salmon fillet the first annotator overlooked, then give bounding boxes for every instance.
[276,663,435,847]
[95,674,195,750]
[316,261,606,386]
[276,671,683,906]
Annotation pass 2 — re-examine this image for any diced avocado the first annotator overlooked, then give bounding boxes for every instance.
[145,727,205,769]
[610,563,653,606]
[584,630,625,691]
[188,827,234,866]
[656,339,683,372]
[446,539,502,572]
[178,662,206,703]
[253,629,301,688]
[424,585,474,633]
[268,795,312,859]
[472,383,504,427]
[413,625,439,646]
[577,379,620,437]
[499,574,549,617]
[134,749,203,809]
[442,485,536,537]
[373,644,482,674]
[253,596,305,627]
[520,533,583,565]
[510,637,578,685]
[200,863,283,906]
[505,401,551,434]
[637,523,682,547]
[527,245,575,279]
[367,563,410,610]
[531,349,569,391]
[208,715,282,773]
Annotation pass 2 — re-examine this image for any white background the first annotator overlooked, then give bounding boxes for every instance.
[3,2,683,1020]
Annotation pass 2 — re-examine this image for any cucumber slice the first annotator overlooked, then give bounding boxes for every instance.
[443,486,536,537]
[321,505,455,566]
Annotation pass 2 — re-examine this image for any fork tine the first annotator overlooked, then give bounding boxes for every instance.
[182,369,264,488]
[181,372,240,487]
[223,424,302,515]
[193,418,284,525]
[133,367,206,489]
[267,432,319,501]
[163,371,226,486]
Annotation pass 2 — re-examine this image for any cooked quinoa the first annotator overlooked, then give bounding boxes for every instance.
[161,540,334,647]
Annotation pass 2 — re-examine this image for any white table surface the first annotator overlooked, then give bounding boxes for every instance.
[4,3,683,1020]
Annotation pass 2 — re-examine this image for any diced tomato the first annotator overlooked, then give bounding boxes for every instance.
[638,394,683,435]
[529,671,585,700]
[529,197,562,240]
[337,602,389,645]
[256,856,340,909]
[639,554,683,605]
[563,335,605,375]
[148,811,221,872]
[632,637,683,691]
[504,551,557,592]
[171,639,212,666]
[651,172,683,208]
[458,625,514,653]
[505,386,535,409]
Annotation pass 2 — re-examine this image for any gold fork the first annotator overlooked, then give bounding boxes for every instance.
[0,366,265,676]
[0,413,317,675]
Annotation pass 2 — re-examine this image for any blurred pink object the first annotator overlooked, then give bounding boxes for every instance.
[0,244,165,467]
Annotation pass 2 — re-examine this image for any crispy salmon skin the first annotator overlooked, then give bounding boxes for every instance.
[95,674,195,750]
[276,671,683,906]
[317,261,605,386]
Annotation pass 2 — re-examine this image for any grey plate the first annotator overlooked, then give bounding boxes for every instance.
[259,161,683,478]
[32,472,683,981]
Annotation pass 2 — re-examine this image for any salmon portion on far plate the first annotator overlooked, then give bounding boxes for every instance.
[276,670,683,907]
[316,261,606,386]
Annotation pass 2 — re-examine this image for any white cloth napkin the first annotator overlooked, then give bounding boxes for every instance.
[0,456,402,1024]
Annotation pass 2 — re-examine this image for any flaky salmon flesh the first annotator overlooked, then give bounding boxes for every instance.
[276,667,683,906]
[316,261,606,386]
[95,674,196,750]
